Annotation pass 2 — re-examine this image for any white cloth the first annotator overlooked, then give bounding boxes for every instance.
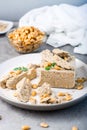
[19,4,87,54]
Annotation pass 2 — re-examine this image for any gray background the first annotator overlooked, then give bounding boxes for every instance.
[0,0,87,21]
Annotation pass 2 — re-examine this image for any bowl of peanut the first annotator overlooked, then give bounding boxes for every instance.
[7,26,45,53]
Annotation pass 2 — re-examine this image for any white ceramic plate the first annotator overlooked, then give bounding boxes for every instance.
[0,53,87,111]
[0,20,13,34]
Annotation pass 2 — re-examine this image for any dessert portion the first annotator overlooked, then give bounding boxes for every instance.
[16,77,32,102]
[37,49,75,88]
[0,49,86,104]
[37,69,75,88]
[0,67,27,89]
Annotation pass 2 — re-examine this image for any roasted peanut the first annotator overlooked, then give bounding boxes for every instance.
[54,65,62,70]
[72,126,78,130]
[65,95,72,101]
[31,91,37,96]
[21,125,31,130]
[77,85,83,90]
[32,84,38,89]
[58,92,65,96]
[76,77,86,83]
[44,62,51,68]
[40,122,49,128]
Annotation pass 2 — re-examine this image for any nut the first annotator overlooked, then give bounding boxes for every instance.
[77,85,83,90]
[76,77,86,83]
[41,93,50,99]
[48,97,56,104]
[65,94,72,101]
[58,92,65,96]
[32,84,38,89]
[21,125,31,130]
[9,70,22,75]
[72,126,78,130]
[15,70,22,75]
[54,65,62,70]
[31,91,37,96]
[44,62,51,68]
[40,122,49,128]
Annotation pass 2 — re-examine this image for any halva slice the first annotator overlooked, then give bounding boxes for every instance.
[16,77,32,102]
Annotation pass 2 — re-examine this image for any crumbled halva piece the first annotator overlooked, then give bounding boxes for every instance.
[27,68,36,80]
[40,94,58,104]
[27,64,40,80]
[37,82,52,96]
[16,77,32,102]
[6,72,27,89]
[0,75,12,88]
[52,48,72,61]
[41,49,74,70]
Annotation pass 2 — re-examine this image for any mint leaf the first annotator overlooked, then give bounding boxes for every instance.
[51,62,56,67]
[14,67,20,71]
[45,66,51,70]
[21,67,28,71]
[13,67,28,72]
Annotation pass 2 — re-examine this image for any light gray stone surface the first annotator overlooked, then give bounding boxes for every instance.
[0,23,87,130]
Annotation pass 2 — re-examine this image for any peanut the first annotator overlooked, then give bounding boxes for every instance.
[58,92,65,96]
[65,95,72,101]
[72,126,78,130]
[21,125,31,130]
[54,65,62,70]
[44,62,51,68]
[77,85,83,90]
[32,84,38,89]
[31,91,37,96]
[40,122,49,128]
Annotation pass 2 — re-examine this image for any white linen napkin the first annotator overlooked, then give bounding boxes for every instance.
[19,4,87,54]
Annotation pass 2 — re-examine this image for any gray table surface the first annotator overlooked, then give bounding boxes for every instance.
[0,23,87,130]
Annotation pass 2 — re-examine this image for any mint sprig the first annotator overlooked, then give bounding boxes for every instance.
[13,67,28,72]
[51,62,56,67]
[45,66,51,70]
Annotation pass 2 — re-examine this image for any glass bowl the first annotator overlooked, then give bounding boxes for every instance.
[7,27,46,54]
